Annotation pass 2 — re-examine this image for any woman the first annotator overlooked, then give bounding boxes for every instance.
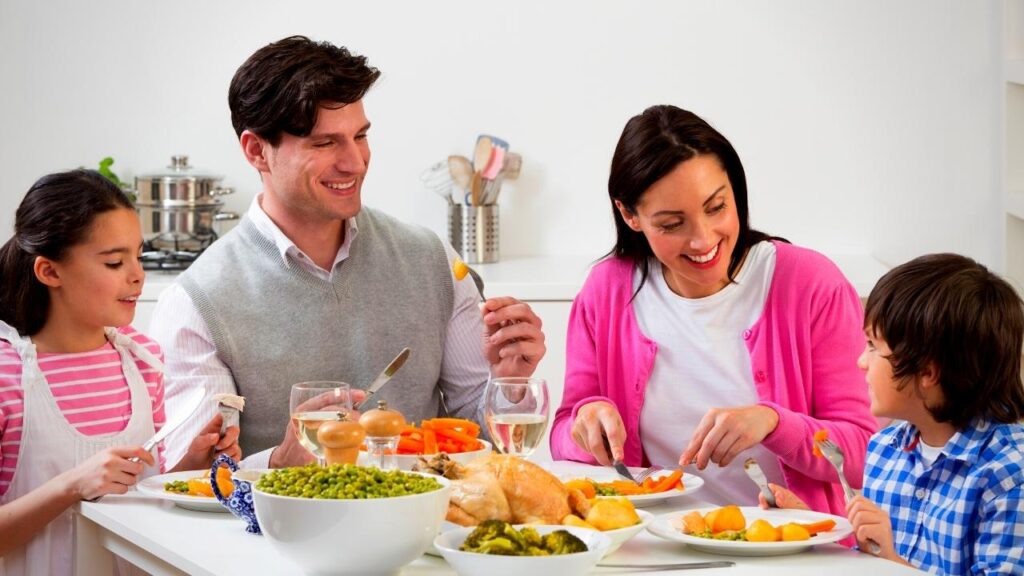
[549,105,877,515]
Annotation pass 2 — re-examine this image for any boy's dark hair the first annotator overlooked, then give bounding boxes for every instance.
[865,253,1024,428]
[228,35,381,146]
[0,169,134,336]
[606,105,786,299]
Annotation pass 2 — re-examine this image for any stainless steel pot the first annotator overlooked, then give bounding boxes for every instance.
[135,155,235,206]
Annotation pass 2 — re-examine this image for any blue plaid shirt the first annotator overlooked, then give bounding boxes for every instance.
[863,419,1024,575]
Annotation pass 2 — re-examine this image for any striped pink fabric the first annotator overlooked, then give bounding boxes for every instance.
[0,327,167,497]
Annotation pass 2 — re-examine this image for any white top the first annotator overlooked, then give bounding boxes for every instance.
[635,241,786,505]
[148,196,484,469]
[917,438,944,468]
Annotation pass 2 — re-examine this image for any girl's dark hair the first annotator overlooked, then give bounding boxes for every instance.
[228,35,381,145]
[607,105,785,296]
[865,253,1024,428]
[0,169,134,336]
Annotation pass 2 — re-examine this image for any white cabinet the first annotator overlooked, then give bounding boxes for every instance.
[1006,0,1024,292]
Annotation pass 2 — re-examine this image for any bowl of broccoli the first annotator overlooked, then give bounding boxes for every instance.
[433,520,610,576]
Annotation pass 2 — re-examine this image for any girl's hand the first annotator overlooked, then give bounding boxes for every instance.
[171,414,242,472]
[571,401,626,466]
[63,446,153,501]
[759,482,811,510]
[679,405,780,468]
[847,495,898,559]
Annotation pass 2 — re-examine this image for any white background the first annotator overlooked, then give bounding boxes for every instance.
[0,1,1003,272]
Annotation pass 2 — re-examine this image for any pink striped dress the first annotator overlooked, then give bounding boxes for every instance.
[0,327,167,497]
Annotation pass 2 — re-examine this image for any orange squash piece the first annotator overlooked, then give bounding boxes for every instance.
[746,519,781,542]
[780,523,811,541]
[710,505,746,533]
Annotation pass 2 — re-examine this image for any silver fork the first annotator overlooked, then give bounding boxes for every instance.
[634,465,664,484]
[815,438,882,555]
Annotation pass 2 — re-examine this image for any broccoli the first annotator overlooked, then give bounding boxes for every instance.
[543,530,588,555]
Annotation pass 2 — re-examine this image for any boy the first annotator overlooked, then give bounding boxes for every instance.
[767,253,1024,574]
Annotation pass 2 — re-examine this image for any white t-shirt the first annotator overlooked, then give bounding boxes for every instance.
[634,241,786,505]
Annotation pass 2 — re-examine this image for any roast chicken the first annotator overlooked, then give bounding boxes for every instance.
[415,453,589,526]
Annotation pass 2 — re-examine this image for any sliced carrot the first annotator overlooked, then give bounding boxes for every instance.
[424,418,481,435]
[423,428,438,454]
[797,519,836,535]
[433,426,479,446]
[651,470,683,493]
[398,437,424,452]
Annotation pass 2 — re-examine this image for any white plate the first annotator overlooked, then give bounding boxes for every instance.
[554,469,704,507]
[136,470,228,513]
[648,506,852,556]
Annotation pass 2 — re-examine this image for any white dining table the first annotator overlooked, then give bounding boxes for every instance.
[74,461,925,575]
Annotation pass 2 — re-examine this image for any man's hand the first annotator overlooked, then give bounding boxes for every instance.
[61,446,153,501]
[481,297,546,378]
[679,405,780,469]
[170,414,242,472]
[269,389,367,468]
[570,401,626,466]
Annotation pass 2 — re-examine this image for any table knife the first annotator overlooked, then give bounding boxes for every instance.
[356,348,411,411]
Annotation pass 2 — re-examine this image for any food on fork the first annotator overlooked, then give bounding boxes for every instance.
[812,429,829,458]
[678,505,837,543]
[452,257,470,281]
[164,466,234,498]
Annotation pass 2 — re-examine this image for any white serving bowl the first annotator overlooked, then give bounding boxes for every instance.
[252,471,450,576]
[357,439,492,471]
[434,524,611,576]
[599,509,655,556]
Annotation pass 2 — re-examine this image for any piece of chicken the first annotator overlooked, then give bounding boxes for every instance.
[415,453,588,526]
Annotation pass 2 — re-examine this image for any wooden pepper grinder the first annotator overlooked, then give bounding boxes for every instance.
[358,400,406,470]
[317,416,366,466]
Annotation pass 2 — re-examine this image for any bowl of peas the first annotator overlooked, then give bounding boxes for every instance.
[252,464,450,575]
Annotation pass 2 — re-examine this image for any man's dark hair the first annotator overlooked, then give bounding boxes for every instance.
[228,35,381,145]
[865,253,1024,428]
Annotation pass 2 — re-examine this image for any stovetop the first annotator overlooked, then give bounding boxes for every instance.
[140,234,216,271]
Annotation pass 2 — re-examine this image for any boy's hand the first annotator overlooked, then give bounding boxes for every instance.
[63,446,153,501]
[847,495,898,559]
[758,482,811,510]
[170,414,242,472]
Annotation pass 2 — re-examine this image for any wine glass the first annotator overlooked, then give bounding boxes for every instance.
[289,381,353,466]
[483,377,549,457]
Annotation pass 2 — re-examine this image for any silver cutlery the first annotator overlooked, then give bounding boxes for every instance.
[815,437,882,555]
[742,458,777,507]
[597,560,735,571]
[601,432,638,483]
[356,348,411,411]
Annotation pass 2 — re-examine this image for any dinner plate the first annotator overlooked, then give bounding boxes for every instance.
[648,506,852,556]
[550,467,704,507]
[136,470,228,513]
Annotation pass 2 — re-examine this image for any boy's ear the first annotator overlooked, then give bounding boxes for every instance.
[917,361,941,392]
[33,256,62,288]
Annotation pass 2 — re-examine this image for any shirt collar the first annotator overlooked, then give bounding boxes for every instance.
[246,194,359,271]
[882,418,991,465]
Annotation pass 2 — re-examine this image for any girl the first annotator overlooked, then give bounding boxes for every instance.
[0,169,241,575]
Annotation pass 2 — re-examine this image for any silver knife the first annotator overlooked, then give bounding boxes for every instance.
[598,561,735,571]
[130,387,207,463]
[356,348,411,411]
[743,457,777,507]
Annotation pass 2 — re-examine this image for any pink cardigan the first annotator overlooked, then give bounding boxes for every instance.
[550,242,877,516]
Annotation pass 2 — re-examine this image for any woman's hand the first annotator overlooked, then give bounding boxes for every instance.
[62,446,153,501]
[571,401,626,466]
[679,405,779,469]
[170,414,242,472]
[759,482,810,510]
[481,297,546,378]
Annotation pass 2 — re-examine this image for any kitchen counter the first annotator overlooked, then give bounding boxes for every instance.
[140,253,889,303]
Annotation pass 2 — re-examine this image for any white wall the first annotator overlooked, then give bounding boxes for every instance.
[0,1,1001,269]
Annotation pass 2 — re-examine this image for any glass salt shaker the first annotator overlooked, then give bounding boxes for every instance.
[358,400,406,470]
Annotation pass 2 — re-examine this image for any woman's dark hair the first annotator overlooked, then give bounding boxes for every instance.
[864,253,1024,428]
[608,105,784,297]
[228,35,381,145]
[0,169,134,336]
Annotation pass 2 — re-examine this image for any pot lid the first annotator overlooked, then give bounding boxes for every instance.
[137,155,223,181]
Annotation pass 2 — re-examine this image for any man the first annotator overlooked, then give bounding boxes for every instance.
[150,36,545,468]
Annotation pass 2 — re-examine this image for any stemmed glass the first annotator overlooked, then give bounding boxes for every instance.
[483,377,549,457]
[289,382,353,466]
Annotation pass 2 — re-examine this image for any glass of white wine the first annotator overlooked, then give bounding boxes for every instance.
[289,381,353,466]
[484,377,549,458]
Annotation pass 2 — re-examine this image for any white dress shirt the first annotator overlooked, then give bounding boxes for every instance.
[149,196,486,469]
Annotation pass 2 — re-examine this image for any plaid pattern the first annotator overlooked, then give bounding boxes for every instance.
[863,419,1024,575]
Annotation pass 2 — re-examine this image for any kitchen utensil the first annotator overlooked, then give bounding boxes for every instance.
[421,160,456,206]
[133,387,206,462]
[501,152,522,180]
[447,155,473,194]
[473,136,494,173]
[815,438,882,555]
[601,432,638,483]
[597,561,735,571]
[743,458,777,507]
[134,155,234,206]
[633,462,696,484]
[356,348,411,411]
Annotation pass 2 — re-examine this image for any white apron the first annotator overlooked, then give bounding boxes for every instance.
[0,323,161,576]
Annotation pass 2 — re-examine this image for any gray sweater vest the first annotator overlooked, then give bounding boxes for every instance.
[179,208,454,455]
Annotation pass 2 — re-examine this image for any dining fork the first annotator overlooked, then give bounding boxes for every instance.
[815,437,883,555]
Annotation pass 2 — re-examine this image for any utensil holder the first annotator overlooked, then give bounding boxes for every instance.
[448,205,499,264]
